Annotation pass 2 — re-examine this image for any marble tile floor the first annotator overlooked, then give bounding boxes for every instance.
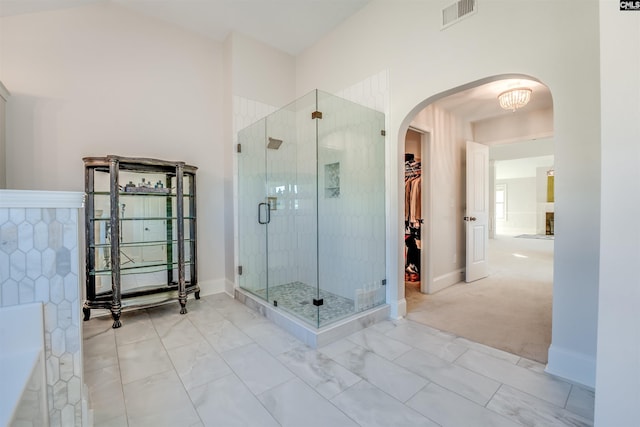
[83,293,594,427]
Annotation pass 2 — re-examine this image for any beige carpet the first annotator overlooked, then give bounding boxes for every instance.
[406,235,553,363]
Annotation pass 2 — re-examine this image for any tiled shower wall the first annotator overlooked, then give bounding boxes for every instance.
[0,191,87,426]
[326,70,390,306]
[315,92,386,304]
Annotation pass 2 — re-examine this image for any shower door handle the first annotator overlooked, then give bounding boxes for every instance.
[258,202,271,224]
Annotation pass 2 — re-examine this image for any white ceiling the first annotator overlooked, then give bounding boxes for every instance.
[433,78,553,123]
[0,0,371,55]
[0,1,553,122]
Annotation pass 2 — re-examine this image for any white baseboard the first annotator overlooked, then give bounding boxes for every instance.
[429,269,464,294]
[389,298,406,319]
[546,344,596,389]
[197,278,227,297]
[224,278,236,297]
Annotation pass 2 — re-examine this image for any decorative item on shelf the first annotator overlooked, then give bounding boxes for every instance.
[498,87,532,112]
[123,177,170,193]
[124,185,170,194]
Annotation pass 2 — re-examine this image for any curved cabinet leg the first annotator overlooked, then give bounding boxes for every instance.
[82,306,91,321]
[111,303,122,328]
[195,290,200,300]
[179,298,188,314]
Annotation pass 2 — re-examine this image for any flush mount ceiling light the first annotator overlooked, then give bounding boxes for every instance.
[498,87,532,112]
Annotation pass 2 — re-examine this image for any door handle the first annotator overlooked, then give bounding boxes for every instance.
[258,202,271,224]
[258,203,267,224]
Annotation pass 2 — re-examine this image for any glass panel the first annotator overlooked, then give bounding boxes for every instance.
[238,119,268,297]
[316,90,386,327]
[236,89,386,329]
[264,90,319,327]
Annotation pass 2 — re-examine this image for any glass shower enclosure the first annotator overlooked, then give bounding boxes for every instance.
[237,89,386,328]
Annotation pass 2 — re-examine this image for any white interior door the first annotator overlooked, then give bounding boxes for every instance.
[465,141,489,282]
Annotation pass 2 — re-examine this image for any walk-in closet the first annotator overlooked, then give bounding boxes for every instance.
[405,129,423,289]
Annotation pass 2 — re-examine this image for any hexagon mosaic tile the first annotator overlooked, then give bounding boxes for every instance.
[0,206,85,426]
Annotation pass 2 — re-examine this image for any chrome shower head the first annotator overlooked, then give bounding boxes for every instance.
[267,137,283,150]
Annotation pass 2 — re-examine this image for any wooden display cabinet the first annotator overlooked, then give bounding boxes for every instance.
[83,155,198,328]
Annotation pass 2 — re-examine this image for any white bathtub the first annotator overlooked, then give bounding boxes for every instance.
[0,302,49,426]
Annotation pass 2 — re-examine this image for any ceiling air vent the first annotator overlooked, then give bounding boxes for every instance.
[442,0,477,29]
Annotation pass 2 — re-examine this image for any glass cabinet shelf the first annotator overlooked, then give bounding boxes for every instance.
[83,155,199,328]
[90,238,195,248]
[91,261,195,275]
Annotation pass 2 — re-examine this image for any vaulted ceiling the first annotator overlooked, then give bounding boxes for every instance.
[1,1,553,123]
[0,0,371,55]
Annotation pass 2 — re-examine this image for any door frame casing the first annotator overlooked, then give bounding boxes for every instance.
[407,125,433,294]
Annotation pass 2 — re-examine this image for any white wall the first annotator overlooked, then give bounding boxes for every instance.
[595,1,640,425]
[495,156,554,180]
[0,2,227,294]
[490,144,555,237]
[495,177,537,235]
[295,0,601,387]
[229,32,296,108]
[490,138,554,160]
[494,156,554,236]
[0,81,8,188]
[474,107,553,144]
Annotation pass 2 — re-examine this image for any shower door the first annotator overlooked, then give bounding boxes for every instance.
[238,119,267,298]
[237,91,320,326]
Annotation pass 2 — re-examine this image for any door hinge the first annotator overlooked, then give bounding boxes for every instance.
[237,143,242,153]
[381,279,387,286]
[238,265,243,275]
[311,111,323,119]
[313,298,324,306]
[381,130,386,136]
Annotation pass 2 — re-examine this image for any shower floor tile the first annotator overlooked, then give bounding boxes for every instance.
[254,282,355,327]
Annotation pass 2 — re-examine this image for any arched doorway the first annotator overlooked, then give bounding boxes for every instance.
[399,75,554,363]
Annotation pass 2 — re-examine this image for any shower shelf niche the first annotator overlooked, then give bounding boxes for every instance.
[324,162,340,198]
